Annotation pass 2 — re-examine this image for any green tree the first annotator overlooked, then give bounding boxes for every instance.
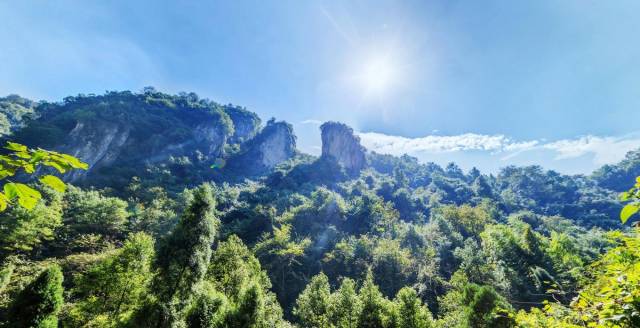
[227,281,267,328]
[0,189,62,256]
[152,184,218,326]
[0,263,14,294]
[254,224,310,309]
[620,176,640,223]
[186,289,230,328]
[330,278,362,328]
[462,283,514,328]
[62,186,129,236]
[293,273,332,328]
[392,287,433,328]
[8,264,64,328]
[66,232,155,326]
[207,235,271,301]
[358,271,393,328]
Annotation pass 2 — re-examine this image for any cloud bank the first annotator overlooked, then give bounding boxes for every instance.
[358,131,640,173]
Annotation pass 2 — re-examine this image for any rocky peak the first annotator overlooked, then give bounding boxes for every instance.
[226,119,297,175]
[224,106,261,144]
[320,121,366,174]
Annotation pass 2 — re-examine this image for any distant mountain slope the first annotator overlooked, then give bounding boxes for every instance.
[2,89,637,228]
[3,89,293,190]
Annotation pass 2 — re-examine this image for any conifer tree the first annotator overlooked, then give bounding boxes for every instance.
[186,290,230,328]
[229,282,266,328]
[330,278,362,328]
[392,287,433,328]
[358,271,393,328]
[153,184,218,326]
[9,264,64,328]
[67,232,155,326]
[293,272,332,327]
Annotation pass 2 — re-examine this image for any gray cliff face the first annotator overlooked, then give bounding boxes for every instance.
[62,121,131,182]
[225,107,261,144]
[257,122,296,168]
[193,123,227,157]
[59,118,228,182]
[320,122,366,174]
[227,120,296,175]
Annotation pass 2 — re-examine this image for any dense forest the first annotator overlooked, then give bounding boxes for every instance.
[0,90,639,327]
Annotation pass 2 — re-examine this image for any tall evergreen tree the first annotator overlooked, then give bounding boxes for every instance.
[229,282,266,328]
[153,184,218,326]
[462,283,514,328]
[358,271,393,328]
[293,272,332,328]
[186,290,230,328]
[67,232,155,326]
[8,264,64,328]
[330,278,362,328]
[392,287,433,328]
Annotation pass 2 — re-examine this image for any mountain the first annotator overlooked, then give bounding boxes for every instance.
[1,89,639,327]
[5,89,296,190]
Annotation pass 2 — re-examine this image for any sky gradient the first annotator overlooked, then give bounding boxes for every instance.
[1,1,639,174]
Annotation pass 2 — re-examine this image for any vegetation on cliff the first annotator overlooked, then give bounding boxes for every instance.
[0,90,638,327]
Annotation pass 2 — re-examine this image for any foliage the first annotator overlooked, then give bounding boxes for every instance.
[8,264,64,328]
[152,184,218,326]
[620,176,640,224]
[0,189,62,256]
[294,273,332,327]
[0,141,86,211]
[64,232,155,326]
[4,90,640,328]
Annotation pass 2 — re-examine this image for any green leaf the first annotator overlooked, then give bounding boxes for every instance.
[620,204,639,224]
[57,153,88,170]
[0,192,8,212]
[39,175,66,193]
[42,161,67,174]
[621,192,631,201]
[3,183,41,210]
[4,142,27,152]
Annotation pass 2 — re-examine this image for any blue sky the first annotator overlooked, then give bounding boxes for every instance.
[1,1,639,174]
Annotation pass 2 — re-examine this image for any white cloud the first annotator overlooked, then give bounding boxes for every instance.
[543,135,640,165]
[300,119,323,125]
[358,132,538,155]
[358,131,640,170]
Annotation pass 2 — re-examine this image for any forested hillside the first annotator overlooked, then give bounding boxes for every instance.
[0,90,638,327]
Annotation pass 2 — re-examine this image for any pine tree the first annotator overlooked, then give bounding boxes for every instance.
[228,282,266,328]
[153,184,218,326]
[392,287,433,328]
[358,271,393,328]
[293,272,332,327]
[9,264,64,328]
[462,283,514,328]
[68,232,155,326]
[186,290,230,328]
[330,278,362,328]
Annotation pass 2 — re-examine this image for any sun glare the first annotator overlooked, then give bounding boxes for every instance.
[358,55,397,95]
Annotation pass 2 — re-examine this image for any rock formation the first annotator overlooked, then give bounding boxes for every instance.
[224,106,261,144]
[320,121,366,174]
[226,119,297,175]
[9,91,238,185]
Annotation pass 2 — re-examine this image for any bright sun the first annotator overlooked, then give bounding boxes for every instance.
[358,55,397,95]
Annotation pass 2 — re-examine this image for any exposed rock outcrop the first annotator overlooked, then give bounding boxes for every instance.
[224,106,261,144]
[11,91,235,185]
[226,119,297,175]
[61,120,131,181]
[59,116,229,182]
[320,121,366,174]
